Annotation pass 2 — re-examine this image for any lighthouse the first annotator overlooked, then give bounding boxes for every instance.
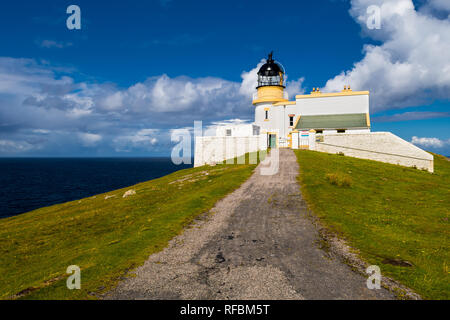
[252,52,288,105]
[253,52,290,148]
[194,52,433,172]
[252,51,371,148]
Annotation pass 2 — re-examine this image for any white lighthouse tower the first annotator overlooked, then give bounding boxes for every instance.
[252,52,289,147]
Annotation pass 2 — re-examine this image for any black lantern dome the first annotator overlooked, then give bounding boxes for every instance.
[257,52,285,88]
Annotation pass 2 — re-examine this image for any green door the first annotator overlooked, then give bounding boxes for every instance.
[269,134,277,148]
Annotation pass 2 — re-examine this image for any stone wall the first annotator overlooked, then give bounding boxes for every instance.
[194,135,267,167]
[313,132,434,172]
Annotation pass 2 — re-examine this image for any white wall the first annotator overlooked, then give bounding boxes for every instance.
[194,135,268,167]
[312,132,434,172]
[215,124,259,137]
[255,103,280,132]
[344,129,371,134]
[296,94,369,115]
[291,132,299,149]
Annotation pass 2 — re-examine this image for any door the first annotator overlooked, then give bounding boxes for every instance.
[269,134,277,148]
[288,133,292,148]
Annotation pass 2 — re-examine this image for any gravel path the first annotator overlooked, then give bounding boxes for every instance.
[105,149,395,300]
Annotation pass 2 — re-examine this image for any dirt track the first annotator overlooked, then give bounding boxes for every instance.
[105,149,395,300]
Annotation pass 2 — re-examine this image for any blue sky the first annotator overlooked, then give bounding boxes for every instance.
[0,0,449,156]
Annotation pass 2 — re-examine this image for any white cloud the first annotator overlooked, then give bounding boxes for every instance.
[323,0,450,111]
[0,57,73,96]
[78,133,102,147]
[421,0,450,14]
[113,129,159,152]
[32,129,51,134]
[210,118,250,126]
[0,55,305,155]
[204,118,252,136]
[239,60,265,97]
[239,59,305,99]
[0,139,36,152]
[286,77,305,98]
[373,111,450,122]
[38,40,73,49]
[100,91,124,111]
[411,136,449,148]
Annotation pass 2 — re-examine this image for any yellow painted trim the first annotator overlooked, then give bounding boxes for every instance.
[293,115,301,128]
[253,98,288,105]
[295,91,369,99]
[273,101,296,106]
[253,86,287,105]
[366,113,371,127]
[264,107,270,111]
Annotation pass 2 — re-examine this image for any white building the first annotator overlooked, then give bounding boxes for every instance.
[194,53,433,172]
[215,123,260,137]
[252,52,370,148]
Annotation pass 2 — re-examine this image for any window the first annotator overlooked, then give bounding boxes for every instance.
[289,116,294,127]
[265,110,269,120]
[252,126,260,136]
[226,129,232,136]
[337,129,346,133]
[316,129,323,134]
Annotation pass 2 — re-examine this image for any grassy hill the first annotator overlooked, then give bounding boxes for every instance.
[295,150,449,300]
[0,155,260,299]
[1,150,448,300]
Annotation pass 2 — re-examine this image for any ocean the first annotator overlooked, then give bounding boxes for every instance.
[0,158,192,219]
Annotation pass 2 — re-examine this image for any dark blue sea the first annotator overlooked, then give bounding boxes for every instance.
[0,158,192,219]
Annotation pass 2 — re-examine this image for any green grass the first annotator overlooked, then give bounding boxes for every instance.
[295,150,450,300]
[0,153,262,299]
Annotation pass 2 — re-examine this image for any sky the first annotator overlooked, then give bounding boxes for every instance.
[0,0,449,157]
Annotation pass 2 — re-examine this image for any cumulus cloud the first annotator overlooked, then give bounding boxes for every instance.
[427,0,450,11]
[286,77,306,98]
[323,0,450,111]
[419,0,450,18]
[0,49,311,156]
[239,60,265,97]
[0,56,271,155]
[411,136,450,148]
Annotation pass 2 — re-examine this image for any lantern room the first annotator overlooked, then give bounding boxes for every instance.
[252,52,288,105]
